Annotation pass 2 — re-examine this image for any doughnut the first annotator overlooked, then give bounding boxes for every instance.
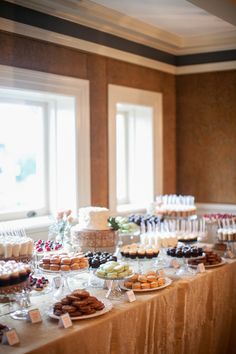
[61,258,71,265]
[71,263,80,271]
[141,282,150,290]
[50,264,60,271]
[60,265,70,271]
[62,305,77,313]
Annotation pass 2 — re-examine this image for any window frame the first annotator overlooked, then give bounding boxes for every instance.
[0,64,91,222]
[108,84,163,214]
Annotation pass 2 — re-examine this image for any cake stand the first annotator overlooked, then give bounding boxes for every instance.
[38,267,88,300]
[95,272,134,300]
[0,280,31,320]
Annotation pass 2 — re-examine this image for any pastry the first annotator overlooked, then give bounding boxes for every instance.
[141,282,150,290]
[132,282,141,290]
[61,265,70,271]
[53,289,105,318]
[61,258,71,265]
[71,263,80,271]
[150,281,159,288]
[146,275,156,283]
[62,305,77,313]
[138,275,147,283]
[50,264,60,271]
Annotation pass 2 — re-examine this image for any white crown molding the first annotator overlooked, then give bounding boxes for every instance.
[176,61,236,75]
[0,18,176,74]
[5,0,236,55]
[1,18,236,75]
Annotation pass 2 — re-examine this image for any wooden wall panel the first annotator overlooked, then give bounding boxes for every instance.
[176,70,236,204]
[107,59,176,194]
[0,30,176,207]
[87,54,108,207]
[0,31,87,79]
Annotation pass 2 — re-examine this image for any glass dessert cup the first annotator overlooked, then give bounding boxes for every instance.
[175,257,196,277]
[83,268,105,289]
[53,269,88,300]
[10,288,31,320]
[224,241,236,259]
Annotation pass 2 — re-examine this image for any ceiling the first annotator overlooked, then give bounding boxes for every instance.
[92,0,235,37]
[3,0,236,55]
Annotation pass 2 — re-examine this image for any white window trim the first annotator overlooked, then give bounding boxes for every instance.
[108,84,163,214]
[0,64,91,230]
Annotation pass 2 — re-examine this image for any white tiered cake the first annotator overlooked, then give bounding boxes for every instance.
[71,207,118,253]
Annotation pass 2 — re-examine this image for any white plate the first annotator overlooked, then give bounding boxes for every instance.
[38,265,88,274]
[189,259,226,269]
[120,277,172,292]
[95,271,134,281]
[48,298,112,320]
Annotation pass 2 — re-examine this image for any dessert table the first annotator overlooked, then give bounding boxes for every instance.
[1,260,235,354]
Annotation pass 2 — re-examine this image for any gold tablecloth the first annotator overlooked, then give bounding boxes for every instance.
[1,261,236,354]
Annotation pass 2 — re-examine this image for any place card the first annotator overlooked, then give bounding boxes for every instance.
[2,329,20,346]
[53,276,61,289]
[226,250,234,259]
[197,263,206,273]
[27,308,42,324]
[58,313,73,329]
[171,259,180,269]
[125,290,136,303]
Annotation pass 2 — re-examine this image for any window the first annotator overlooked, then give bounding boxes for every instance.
[0,65,90,222]
[109,85,163,213]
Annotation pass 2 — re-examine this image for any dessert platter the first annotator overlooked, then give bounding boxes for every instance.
[120,244,159,259]
[188,250,225,269]
[95,261,133,299]
[48,289,112,320]
[121,271,172,292]
[166,245,204,258]
[84,251,118,288]
[0,260,31,295]
[29,274,51,296]
[38,253,89,273]
[34,239,63,254]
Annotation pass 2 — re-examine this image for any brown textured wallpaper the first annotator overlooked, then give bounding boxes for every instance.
[176,70,236,204]
[0,31,176,207]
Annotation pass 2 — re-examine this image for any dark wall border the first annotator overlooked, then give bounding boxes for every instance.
[1,0,236,67]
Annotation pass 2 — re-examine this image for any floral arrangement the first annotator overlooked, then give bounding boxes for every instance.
[108,216,139,234]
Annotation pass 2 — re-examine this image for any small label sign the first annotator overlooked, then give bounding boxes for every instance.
[58,313,73,329]
[28,309,42,324]
[227,250,234,259]
[2,329,20,346]
[171,259,180,269]
[197,263,206,273]
[125,290,136,303]
[53,276,61,289]
[158,269,165,277]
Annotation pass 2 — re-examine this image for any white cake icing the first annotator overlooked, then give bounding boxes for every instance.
[78,207,110,230]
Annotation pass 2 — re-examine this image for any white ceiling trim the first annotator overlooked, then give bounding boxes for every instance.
[5,0,236,55]
[1,18,236,75]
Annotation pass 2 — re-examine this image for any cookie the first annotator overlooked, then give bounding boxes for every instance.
[62,305,77,313]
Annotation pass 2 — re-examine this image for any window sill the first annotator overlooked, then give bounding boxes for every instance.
[0,216,53,240]
[116,204,147,216]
